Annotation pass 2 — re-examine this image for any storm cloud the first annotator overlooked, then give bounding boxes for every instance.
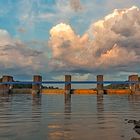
[49,6,140,74]
[0,29,45,77]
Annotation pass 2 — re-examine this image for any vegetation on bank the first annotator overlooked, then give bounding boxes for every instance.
[104,83,129,89]
[13,83,59,89]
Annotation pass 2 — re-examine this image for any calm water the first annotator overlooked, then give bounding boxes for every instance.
[0,94,140,140]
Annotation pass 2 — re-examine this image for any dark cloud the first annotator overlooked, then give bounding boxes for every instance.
[70,0,82,11]
[0,29,46,78]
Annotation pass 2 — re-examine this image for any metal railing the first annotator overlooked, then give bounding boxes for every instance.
[0,81,139,85]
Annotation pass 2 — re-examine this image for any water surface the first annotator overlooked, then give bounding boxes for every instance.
[0,94,140,140]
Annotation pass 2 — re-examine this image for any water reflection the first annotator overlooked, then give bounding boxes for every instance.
[32,95,42,106]
[131,138,140,140]
[48,94,72,140]
[97,94,104,113]
[1,94,140,140]
[96,94,106,133]
[64,94,72,139]
[128,94,140,102]
[64,94,71,116]
[0,94,13,103]
[32,95,42,123]
[128,95,140,140]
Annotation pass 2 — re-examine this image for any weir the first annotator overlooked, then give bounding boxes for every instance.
[65,75,71,94]
[0,76,13,94]
[32,75,42,95]
[0,74,140,95]
[128,75,139,93]
[97,75,104,95]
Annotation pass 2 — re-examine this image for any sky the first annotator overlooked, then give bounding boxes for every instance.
[0,0,140,83]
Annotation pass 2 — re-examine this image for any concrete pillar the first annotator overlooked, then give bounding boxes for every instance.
[2,75,13,94]
[0,78,2,91]
[65,75,71,94]
[97,75,104,95]
[32,75,42,95]
[129,75,139,93]
[138,77,140,90]
[129,75,132,91]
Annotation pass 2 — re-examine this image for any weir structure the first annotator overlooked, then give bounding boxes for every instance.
[32,75,42,95]
[128,75,139,93]
[0,76,13,94]
[0,74,140,95]
[65,75,71,94]
[97,75,104,95]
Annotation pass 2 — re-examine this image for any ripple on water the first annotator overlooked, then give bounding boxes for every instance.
[0,94,140,140]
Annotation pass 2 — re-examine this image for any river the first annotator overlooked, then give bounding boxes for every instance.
[0,94,140,140]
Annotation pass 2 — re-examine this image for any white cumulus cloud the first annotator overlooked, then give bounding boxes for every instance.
[49,6,140,74]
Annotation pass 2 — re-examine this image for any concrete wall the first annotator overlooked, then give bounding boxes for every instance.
[97,75,103,90]
[32,75,42,90]
[65,75,71,90]
[128,75,139,92]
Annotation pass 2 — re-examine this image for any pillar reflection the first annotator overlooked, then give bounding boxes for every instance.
[97,94,104,113]
[32,94,42,106]
[63,94,72,139]
[64,94,71,118]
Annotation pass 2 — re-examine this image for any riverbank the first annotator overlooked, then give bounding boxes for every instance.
[0,88,139,95]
